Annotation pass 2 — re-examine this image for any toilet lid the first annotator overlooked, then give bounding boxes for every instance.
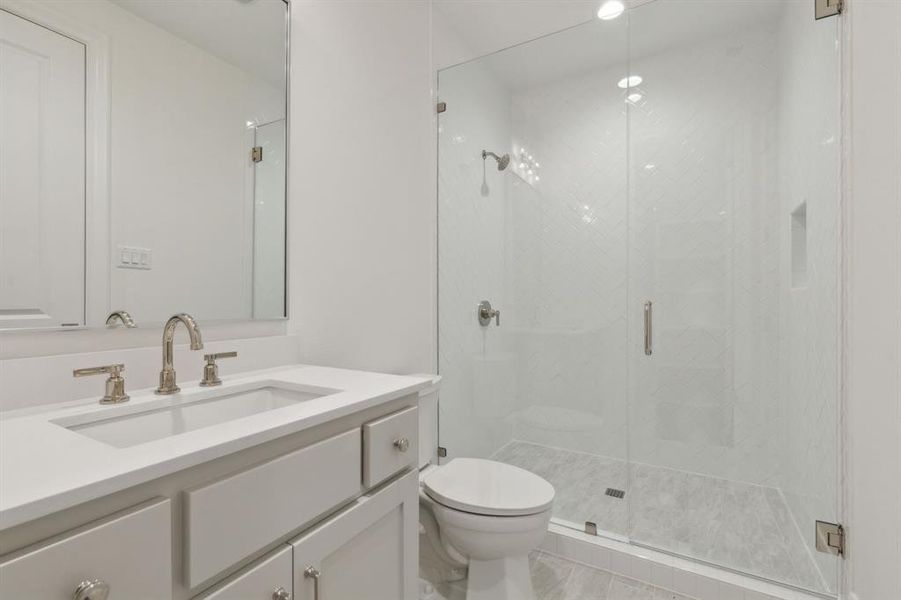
[423,458,555,517]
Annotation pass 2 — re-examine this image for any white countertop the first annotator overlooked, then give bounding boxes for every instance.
[0,364,431,530]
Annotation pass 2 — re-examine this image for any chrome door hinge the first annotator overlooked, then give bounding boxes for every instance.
[437,102,447,114]
[251,146,263,163]
[815,520,844,556]
[584,522,598,536]
[815,0,842,20]
[437,446,447,458]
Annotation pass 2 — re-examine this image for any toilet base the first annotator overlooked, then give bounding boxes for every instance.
[466,554,534,600]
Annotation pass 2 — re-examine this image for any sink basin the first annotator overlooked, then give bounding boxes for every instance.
[54,383,339,448]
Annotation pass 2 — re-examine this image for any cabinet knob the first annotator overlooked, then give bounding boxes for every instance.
[393,437,410,453]
[73,579,110,600]
[272,586,291,600]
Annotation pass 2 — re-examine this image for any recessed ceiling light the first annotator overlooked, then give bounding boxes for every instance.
[618,75,643,89]
[627,92,643,103]
[597,0,625,20]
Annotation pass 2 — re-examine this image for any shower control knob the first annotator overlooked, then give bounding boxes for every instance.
[478,300,500,327]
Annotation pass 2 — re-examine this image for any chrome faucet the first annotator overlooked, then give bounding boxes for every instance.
[105,310,136,328]
[156,313,204,395]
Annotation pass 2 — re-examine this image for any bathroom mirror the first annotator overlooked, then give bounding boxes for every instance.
[0,0,288,330]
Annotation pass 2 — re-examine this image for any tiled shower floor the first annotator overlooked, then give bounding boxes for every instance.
[491,441,828,594]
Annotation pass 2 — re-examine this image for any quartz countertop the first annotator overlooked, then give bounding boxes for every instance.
[0,364,431,530]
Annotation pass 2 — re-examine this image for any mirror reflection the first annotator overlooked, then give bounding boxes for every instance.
[0,0,288,330]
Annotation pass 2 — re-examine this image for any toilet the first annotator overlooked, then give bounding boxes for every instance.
[416,377,555,600]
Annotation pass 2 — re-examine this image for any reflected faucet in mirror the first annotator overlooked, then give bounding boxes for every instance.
[105,310,136,328]
[156,313,204,395]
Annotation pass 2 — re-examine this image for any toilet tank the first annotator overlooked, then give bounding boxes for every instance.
[413,374,441,469]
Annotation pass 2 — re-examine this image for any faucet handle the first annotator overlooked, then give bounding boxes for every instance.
[200,352,237,387]
[73,364,129,404]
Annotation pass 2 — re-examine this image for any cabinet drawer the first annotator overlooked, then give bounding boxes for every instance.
[184,428,361,588]
[194,544,292,600]
[363,406,418,488]
[0,498,171,600]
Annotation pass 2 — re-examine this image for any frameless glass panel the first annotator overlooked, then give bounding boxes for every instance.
[437,16,631,537]
[626,1,841,594]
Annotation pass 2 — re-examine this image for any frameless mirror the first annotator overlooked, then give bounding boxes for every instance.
[0,0,288,330]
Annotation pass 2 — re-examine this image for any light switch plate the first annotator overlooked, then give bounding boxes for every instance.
[116,245,152,270]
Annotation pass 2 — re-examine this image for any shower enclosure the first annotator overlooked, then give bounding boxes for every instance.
[437,0,841,595]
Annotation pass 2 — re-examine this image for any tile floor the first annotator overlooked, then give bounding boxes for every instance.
[491,441,828,594]
[421,551,696,600]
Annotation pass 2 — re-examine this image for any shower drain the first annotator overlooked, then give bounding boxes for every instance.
[605,488,625,499]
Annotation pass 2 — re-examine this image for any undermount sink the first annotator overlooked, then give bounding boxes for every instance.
[53,383,339,448]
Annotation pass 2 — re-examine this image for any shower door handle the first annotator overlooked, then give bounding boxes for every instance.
[644,301,653,356]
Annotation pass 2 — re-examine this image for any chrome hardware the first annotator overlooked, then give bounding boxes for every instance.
[105,310,136,328]
[643,301,653,356]
[437,446,447,458]
[815,520,844,556]
[156,313,204,395]
[251,146,263,163]
[478,300,500,327]
[272,586,291,600]
[584,521,598,536]
[815,0,842,20]
[73,578,110,600]
[304,566,321,599]
[200,351,238,387]
[73,364,129,404]
[437,101,447,114]
[393,437,410,453]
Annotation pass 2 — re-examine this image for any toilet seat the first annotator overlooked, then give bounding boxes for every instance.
[422,458,554,517]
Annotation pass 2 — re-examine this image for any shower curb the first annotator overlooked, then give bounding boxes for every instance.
[541,523,834,600]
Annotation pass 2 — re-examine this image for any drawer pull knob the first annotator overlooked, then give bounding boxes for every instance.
[393,437,410,453]
[272,586,291,600]
[73,579,110,600]
[304,566,321,599]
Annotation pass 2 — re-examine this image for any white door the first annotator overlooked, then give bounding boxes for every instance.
[291,470,419,600]
[0,9,85,328]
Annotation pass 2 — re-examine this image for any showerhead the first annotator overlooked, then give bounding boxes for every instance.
[482,150,510,171]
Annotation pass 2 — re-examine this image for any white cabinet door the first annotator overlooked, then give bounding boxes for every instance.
[291,469,419,600]
[0,9,85,328]
[195,545,292,600]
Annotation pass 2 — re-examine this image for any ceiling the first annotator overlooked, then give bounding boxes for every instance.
[111,0,287,88]
[436,0,787,91]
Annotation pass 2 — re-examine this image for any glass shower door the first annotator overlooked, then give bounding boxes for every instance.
[626,1,841,594]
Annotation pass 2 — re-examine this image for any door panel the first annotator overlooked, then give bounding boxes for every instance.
[0,9,85,328]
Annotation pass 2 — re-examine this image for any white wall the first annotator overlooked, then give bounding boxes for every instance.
[845,1,901,598]
[287,0,434,376]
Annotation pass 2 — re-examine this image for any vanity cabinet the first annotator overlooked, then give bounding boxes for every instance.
[0,498,172,600]
[291,469,419,600]
[0,393,421,600]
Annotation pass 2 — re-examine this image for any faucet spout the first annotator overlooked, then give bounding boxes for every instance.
[156,313,204,395]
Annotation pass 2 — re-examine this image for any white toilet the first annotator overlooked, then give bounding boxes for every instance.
[415,377,555,600]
